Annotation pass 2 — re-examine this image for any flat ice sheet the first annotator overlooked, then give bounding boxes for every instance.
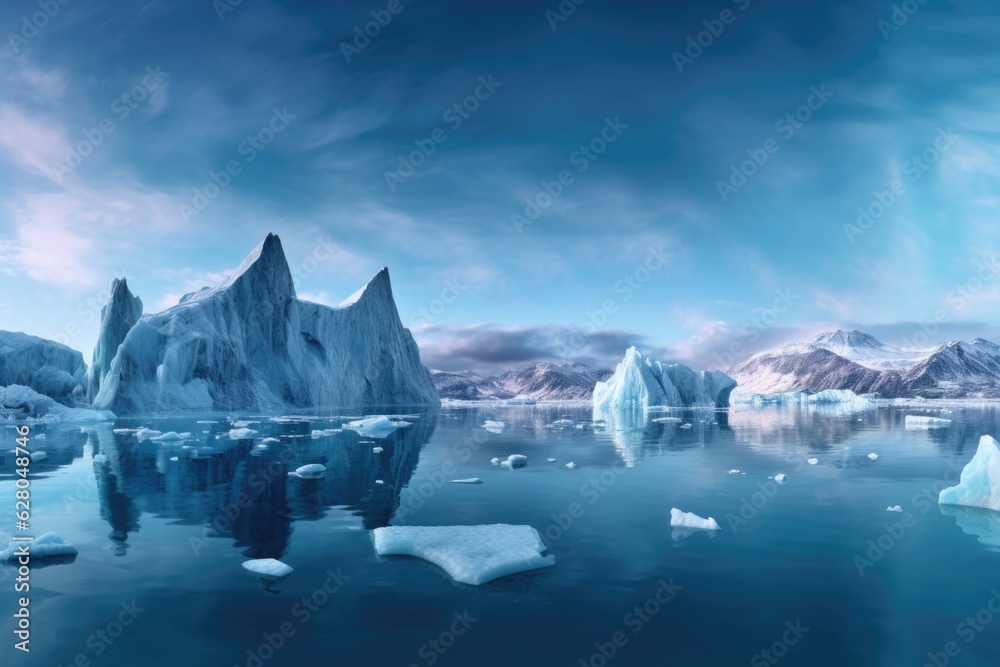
[372,524,555,585]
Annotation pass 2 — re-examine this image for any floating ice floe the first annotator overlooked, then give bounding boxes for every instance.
[774,473,788,483]
[228,428,259,440]
[490,457,501,466]
[938,435,1000,512]
[482,420,507,433]
[679,423,693,429]
[886,505,903,512]
[34,433,46,440]
[30,451,47,461]
[344,416,411,437]
[565,462,578,469]
[868,453,879,461]
[241,558,294,579]
[372,446,384,453]
[375,480,384,485]
[727,469,744,475]
[905,415,952,429]
[291,464,327,479]
[448,478,483,484]
[670,508,721,531]
[500,454,528,469]
[1,532,78,561]
[311,429,342,438]
[807,458,818,465]
[372,524,555,585]
[151,431,190,442]
[547,458,557,463]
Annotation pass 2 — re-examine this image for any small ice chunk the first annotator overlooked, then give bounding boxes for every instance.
[30,451,47,461]
[482,420,507,433]
[34,433,46,440]
[311,428,342,438]
[565,462,577,469]
[670,508,720,531]
[1,532,78,561]
[261,437,280,444]
[939,435,1000,512]
[372,524,555,585]
[490,457,501,466]
[372,446,384,453]
[501,454,527,469]
[868,453,879,461]
[679,423,693,429]
[552,419,574,426]
[375,479,384,484]
[652,417,682,423]
[151,431,189,442]
[887,505,903,512]
[727,469,744,475]
[345,416,411,437]
[232,420,255,428]
[547,458,557,463]
[241,558,293,579]
[291,464,327,479]
[774,473,788,483]
[807,458,818,465]
[905,415,952,429]
[449,478,483,484]
[135,428,162,442]
[170,456,179,461]
[228,428,259,439]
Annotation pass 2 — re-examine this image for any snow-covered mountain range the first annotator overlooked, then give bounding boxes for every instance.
[432,362,612,401]
[731,329,1000,398]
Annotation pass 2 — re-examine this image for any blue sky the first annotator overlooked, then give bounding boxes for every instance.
[1,0,999,372]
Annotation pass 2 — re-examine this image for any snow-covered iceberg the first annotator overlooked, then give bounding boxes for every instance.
[0,385,114,423]
[1,531,78,561]
[372,524,555,585]
[92,233,440,414]
[0,331,88,406]
[938,435,1000,512]
[593,347,736,414]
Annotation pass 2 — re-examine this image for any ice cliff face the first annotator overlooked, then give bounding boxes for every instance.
[88,278,143,401]
[0,331,88,406]
[593,347,736,413]
[92,233,440,414]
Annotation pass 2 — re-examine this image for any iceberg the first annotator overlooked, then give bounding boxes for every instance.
[228,428,259,440]
[0,385,114,423]
[372,524,555,585]
[868,453,879,461]
[565,462,577,469]
[499,454,527,469]
[91,234,440,414]
[482,420,507,433]
[87,278,143,402]
[774,473,788,484]
[593,347,736,413]
[241,558,294,579]
[372,446,384,453]
[669,508,720,531]
[807,458,818,465]
[905,415,952,429]
[345,415,411,437]
[1,531,78,561]
[0,331,88,406]
[938,435,1000,512]
[887,505,903,512]
[291,463,327,479]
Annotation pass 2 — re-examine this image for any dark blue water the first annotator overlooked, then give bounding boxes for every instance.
[3,404,1000,667]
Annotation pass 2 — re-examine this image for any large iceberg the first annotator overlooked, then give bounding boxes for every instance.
[0,331,88,406]
[372,524,555,585]
[593,347,736,414]
[938,435,1000,512]
[92,234,440,413]
[87,278,143,402]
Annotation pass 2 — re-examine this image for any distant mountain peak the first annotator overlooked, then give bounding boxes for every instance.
[811,329,885,349]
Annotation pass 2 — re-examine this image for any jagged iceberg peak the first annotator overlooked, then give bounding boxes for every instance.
[88,278,143,401]
[593,346,736,415]
[92,233,439,413]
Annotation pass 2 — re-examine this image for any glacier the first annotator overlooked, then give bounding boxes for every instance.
[0,331,88,406]
[730,388,875,409]
[372,524,555,585]
[91,233,440,414]
[593,347,736,414]
[938,435,1000,512]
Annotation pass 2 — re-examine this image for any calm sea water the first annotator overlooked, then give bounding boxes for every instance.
[3,404,1000,667]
